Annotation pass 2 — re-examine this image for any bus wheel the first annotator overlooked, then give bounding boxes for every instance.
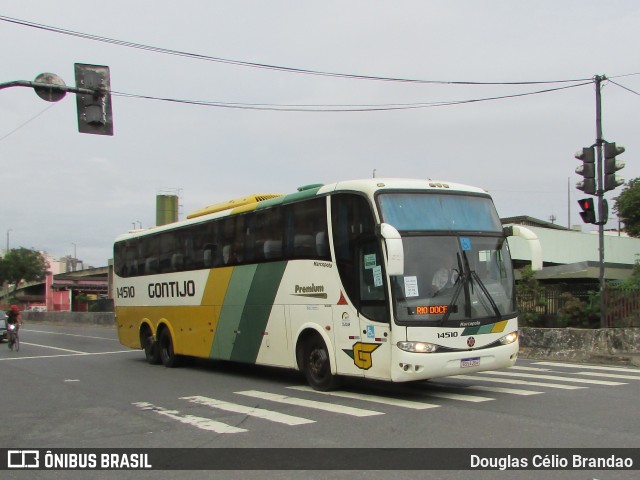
[303,335,340,391]
[140,329,161,365]
[159,329,183,368]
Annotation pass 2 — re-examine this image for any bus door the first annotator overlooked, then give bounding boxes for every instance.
[355,238,391,380]
[332,302,365,378]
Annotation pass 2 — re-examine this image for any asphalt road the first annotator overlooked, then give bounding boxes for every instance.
[1,323,638,480]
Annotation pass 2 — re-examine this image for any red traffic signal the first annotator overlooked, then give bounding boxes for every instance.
[578,198,596,224]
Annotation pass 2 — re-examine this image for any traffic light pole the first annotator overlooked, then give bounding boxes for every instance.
[594,75,606,328]
[1,64,113,135]
[0,79,95,97]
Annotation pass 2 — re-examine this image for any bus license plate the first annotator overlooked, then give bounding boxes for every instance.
[461,357,480,368]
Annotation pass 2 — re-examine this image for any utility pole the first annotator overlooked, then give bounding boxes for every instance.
[594,75,606,329]
[575,75,626,329]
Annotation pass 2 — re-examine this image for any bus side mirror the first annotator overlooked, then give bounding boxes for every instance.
[378,223,404,276]
[504,225,543,271]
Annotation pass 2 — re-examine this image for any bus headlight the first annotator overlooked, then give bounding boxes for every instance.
[498,331,518,345]
[397,341,439,353]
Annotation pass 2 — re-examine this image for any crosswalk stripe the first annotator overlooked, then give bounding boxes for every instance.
[573,371,640,381]
[235,390,384,417]
[422,391,494,402]
[454,374,587,390]
[508,366,553,372]
[480,371,627,385]
[464,385,544,396]
[180,395,315,425]
[286,386,440,409]
[487,370,624,386]
[533,361,640,373]
[132,402,247,433]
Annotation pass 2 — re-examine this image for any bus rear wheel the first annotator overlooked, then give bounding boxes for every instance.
[159,328,183,368]
[303,335,340,391]
[141,329,161,365]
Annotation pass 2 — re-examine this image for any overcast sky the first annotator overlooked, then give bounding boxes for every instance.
[1,1,639,268]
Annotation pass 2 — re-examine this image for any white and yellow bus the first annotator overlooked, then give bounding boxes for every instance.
[114,178,541,391]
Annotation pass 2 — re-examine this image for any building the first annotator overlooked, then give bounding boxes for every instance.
[503,216,639,283]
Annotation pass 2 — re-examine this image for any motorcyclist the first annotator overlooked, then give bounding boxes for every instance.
[6,305,21,338]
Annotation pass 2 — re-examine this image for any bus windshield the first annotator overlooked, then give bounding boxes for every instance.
[378,192,514,325]
[390,235,515,325]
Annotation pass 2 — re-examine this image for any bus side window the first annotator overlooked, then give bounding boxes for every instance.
[287,198,328,260]
[294,234,315,256]
[358,239,389,322]
[203,243,217,268]
[264,240,283,259]
[332,193,377,311]
[316,232,329,259]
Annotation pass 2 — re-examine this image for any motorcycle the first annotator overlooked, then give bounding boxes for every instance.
[7,324,19,352]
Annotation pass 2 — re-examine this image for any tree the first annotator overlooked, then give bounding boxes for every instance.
[0,248,49,296]
[515,265,547,327]
[620,257,640,289]
[614,177,640,237]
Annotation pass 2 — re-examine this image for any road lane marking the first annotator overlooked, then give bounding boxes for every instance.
[236,390,383,417]
[454,374,587,390]
[133,402,247,434]
[21,329,119,341]
[287,386,440,409]
[480,370,626,385]
[180,395,315,425]
[0,350,139,361]
[533,362,640,373]
[18,343,87,354]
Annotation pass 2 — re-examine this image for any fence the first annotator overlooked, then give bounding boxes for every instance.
[604,287,640,327]
[518,285,640,328]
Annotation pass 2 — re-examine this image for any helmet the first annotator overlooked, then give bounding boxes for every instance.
[10,305,19,312]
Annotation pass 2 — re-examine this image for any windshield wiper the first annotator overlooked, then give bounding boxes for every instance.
[470,270,502,318]
[441,253,465,325]
[441,251,502,324]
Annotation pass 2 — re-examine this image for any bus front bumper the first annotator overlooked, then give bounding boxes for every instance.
[390,341,519,383]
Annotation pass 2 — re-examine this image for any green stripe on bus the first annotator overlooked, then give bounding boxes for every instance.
[462,323,499,336]
[255,187,322,210]
[230,261,288,363]
[210,264,258,359]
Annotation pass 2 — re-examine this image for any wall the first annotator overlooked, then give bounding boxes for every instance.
[519,327,640,367]
[22,311,115,326]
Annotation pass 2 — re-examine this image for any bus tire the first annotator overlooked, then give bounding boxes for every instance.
[303,334,340,391]
[141,328,161,365]
[159,328,183,368]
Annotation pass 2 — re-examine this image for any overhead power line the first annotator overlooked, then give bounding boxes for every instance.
[608,79,640,96]
[0,15,594,86]
[111,81,594,112]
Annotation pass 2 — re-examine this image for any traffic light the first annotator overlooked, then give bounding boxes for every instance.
[578,198,596,224]
[74,63,113,136]
[575,147,596,195]
[603,142,625,191]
